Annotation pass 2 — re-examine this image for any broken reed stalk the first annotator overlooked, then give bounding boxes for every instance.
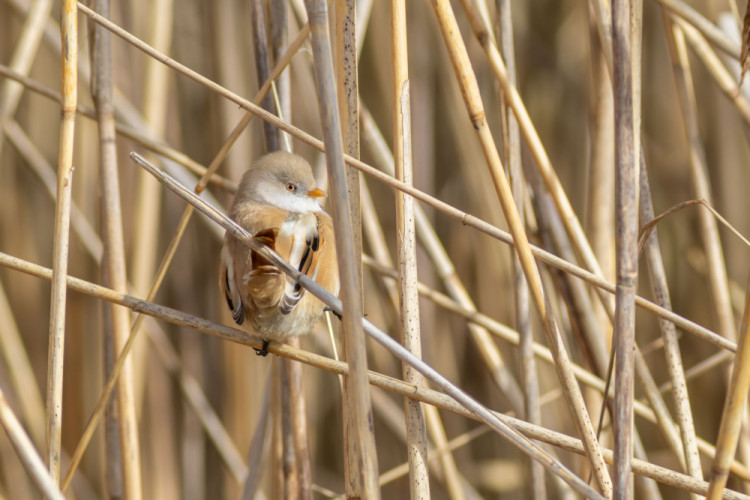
[440,0,611,494]
[496,0,544,496]
[90,0,143,497]
[0,387,65,500]
[391,0,430,497]
[3,248,747,498]
[612,0,642,496]
[46,0,77,484]
[303,1,380,498]
[74,2,735,356]
[707,276,750,499]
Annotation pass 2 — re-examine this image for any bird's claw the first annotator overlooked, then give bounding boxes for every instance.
[324,307,342,321]
[254,340,270,357]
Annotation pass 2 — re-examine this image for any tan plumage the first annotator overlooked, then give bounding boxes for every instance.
[219,152,339,352]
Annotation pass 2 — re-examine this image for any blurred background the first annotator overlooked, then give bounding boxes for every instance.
[1,0,750,498]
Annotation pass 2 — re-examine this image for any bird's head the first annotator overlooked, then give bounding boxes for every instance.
[240,152,326,213]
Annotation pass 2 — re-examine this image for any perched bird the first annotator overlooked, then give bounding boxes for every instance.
[219,152,339,356]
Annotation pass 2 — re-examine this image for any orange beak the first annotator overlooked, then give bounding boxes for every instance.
[307,187,326,198]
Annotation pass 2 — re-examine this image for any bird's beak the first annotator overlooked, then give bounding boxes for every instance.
[307,187,326,198]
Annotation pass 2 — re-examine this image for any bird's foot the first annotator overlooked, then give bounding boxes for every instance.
[324,307,342,321]
[254,340,270,357]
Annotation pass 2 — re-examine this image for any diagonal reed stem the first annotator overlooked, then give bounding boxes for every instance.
[707,276,750,499]
[0,387,65,500]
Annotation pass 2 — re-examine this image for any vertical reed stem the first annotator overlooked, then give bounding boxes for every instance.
[250,0,279,152]
[612,0,642,496]
[391,0,430,498]
[90,0,143,497]
[46,0,77,484]
[304,1,380,498]
[496,0,544,496]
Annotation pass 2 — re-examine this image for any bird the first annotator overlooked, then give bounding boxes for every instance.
[219,152,339,356]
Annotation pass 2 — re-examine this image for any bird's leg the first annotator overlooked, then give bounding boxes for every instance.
[324,307,342,321]
[254,340,270,357]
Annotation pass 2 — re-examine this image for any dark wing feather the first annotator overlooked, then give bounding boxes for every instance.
[278,219,320,315]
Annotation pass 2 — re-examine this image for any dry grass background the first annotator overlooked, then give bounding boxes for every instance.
[1,0,750,498]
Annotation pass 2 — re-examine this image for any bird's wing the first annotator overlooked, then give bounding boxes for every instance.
[220,205,287,322]
[275,213,321,314]
[313,212,339,296]
[220,240,245,324]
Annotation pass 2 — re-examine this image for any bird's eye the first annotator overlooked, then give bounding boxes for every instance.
[286,183,296,192]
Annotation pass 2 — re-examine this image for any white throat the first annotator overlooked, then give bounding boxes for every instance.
[260,188,322,213]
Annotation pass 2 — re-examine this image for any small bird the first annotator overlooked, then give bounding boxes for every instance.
[219,152,339,356]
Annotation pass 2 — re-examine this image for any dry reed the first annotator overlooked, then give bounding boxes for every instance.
[3,1,750,499]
